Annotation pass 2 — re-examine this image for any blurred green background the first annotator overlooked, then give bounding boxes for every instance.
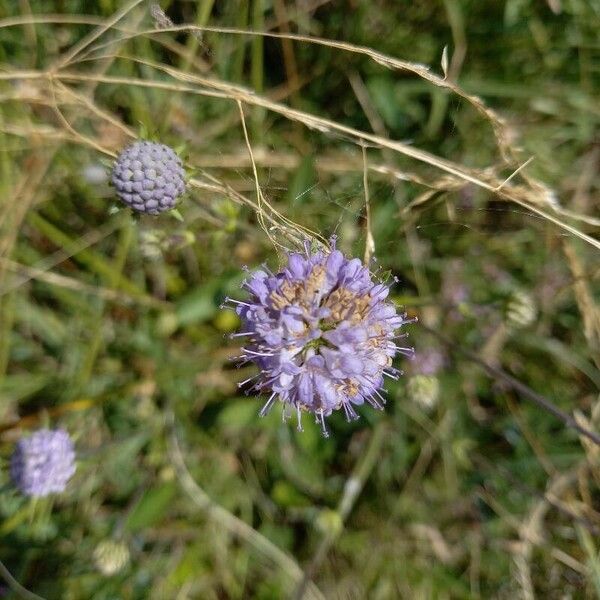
[0,0,599,598]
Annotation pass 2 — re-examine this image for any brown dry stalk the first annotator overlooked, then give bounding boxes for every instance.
[1,15,597,245]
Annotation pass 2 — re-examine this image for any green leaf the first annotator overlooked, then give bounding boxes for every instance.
[175,284,219,326]
[167,542,208,587]
[26,212,143,297]
[174,272,245,328]
[124,482,177,532]
[102,433,149,492]
[217,398,258,429]
[0,373,48,401]
[170,208,184,222]
[366,76,402,130]
[271,481,310,508]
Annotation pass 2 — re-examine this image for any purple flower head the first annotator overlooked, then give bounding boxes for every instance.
[226,239,414,436]
[10,429,76,497]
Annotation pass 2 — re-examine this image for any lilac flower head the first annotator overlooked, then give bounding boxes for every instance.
[227,239,414,436]
[10,429,76,497]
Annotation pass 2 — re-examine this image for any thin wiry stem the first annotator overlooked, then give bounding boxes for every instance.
[0,558,46,600]
[51,0,144,70]
[236,99,280,252]
[473,455,600,535]
[52,68,600,251]
[293,421,387,600]
[421,323,600,447]
[2,47,597,246]
[61,24,514,158]
[361,144,375,265]
[166,411,325,600]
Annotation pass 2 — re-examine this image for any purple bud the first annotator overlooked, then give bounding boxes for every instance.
[111,141,185,215]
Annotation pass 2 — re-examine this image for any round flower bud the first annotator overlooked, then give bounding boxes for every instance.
[227,238,414,436]
[93,540,130,576]
[10,429,76,497]
[407,374,440,411]
[111,141,185,214]
[315,508,343,536]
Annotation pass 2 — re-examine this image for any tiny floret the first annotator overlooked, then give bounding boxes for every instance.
[111,141,186,214]
[228,239,414,436]
[10,428,76,497]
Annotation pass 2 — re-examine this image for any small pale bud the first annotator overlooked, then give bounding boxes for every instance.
[93,540,130,576]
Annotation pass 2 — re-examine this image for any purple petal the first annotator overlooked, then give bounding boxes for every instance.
[287,253,307,279]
